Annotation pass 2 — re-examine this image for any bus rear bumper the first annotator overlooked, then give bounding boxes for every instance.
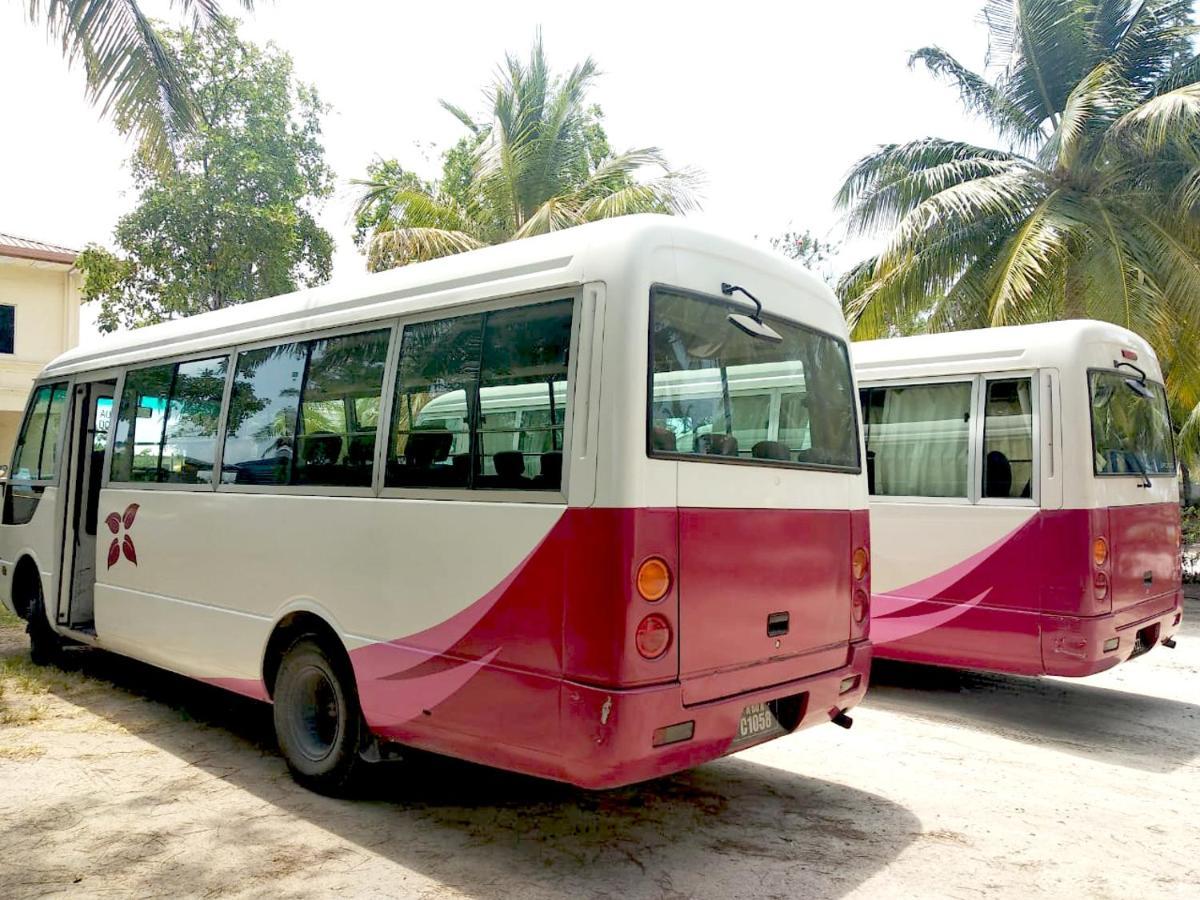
[551,639,872,790]
[1041,590,1183,677]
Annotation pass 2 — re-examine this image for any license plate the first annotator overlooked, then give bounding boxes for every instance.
[734,701,786,745]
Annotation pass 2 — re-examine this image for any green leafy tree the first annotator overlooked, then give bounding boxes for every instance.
[835,1,1200,447]
[24,1,254,165]
[353,33,702,272]
[770,229,841,284]
[79,22,334,333]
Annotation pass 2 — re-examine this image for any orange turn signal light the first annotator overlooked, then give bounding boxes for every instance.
[852,547,870,581]
[1093,537,1109,568]
[636,557,672,602]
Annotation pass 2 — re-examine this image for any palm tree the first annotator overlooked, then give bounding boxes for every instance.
[836,1,1200,444]
[353,34,701,270]
[24,1,253,162]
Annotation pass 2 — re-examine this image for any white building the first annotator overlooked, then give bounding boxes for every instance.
[0,233,82,459]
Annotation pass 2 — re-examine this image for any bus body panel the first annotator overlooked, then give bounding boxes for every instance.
[858,320,1182,677]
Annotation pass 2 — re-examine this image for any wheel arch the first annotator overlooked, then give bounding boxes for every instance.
[262,610,356,700]
[11,554,45,622]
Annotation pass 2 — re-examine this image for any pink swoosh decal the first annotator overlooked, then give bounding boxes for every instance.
[360,648,501,729]
[871,590,990,644]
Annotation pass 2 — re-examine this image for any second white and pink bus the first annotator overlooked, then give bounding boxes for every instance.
[0,216,871,793]
[854,321,1182,677]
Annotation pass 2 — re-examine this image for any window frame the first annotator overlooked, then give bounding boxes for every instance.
[105,348,236,492]
[645,284,863,475]
[859,370,1040,507]
[378,288,581,504]
[93,288,581,502]
[217,320,399,498]
[9,379,71,486]
[1086,366,1177,479]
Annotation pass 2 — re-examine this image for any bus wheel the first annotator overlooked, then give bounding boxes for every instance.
[273,637,366,795]
[26,582,61,667]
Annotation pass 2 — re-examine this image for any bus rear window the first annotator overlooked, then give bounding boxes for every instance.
[648,288,859,470]
[1090,370,1176,476]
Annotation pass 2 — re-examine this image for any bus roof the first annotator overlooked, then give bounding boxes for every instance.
[852,320,1161,381]
[46,215,835,377]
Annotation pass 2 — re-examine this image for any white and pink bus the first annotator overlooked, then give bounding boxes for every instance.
[0,216,871,793]
[854,321,1182,677]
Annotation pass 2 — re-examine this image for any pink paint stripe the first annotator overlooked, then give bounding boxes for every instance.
[871,590,990,645]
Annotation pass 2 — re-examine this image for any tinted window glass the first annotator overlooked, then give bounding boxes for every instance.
[386,299,574,491]
[864,382,972,497]
[477,300,572,487]
[0,304,14,354]
[11,382,68,481]
[294,329,390,487]
[111,365,173,482]
[1090,371,1175,475]
[223,342,307,485]
[111,357,228,483]
[983,378,1033,499]
[649,289,859,469]
[389,315,482,489]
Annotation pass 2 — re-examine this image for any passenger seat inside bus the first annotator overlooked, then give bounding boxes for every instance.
[985,450,1012,498]
[751,440,790,461]
[696,433,738,456]
[493,450,528,487]
[536,451,562,489]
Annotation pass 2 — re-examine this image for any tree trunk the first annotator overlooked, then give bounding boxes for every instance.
[1064,263,1087,319]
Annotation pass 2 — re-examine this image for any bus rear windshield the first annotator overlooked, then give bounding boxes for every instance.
[648,288,860,470]
[1090,370,1176,476]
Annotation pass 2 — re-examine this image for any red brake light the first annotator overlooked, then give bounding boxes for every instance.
[635,614,672,659]
[852,589,869,624]
[1093,571,1109,601]
[1122,349,1138,361]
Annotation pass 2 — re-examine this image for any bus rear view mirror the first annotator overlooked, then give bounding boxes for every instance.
[727,312,783,344]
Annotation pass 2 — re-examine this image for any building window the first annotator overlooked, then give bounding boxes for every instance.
[0,305,14,354]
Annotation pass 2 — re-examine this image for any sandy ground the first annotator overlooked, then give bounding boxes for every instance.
[0,602,1197,900]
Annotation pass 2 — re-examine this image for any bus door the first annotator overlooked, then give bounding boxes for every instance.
[56,379,115,630]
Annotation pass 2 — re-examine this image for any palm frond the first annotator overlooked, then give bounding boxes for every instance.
[1112,81,1200,150]
[28,1,253,165]
[910,45,1044,145]
[367,228,484,268]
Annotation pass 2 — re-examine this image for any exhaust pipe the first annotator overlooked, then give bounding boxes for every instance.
[831,711,854,729]
[1163,638,1177,649]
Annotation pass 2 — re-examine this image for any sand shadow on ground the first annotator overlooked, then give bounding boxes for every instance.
[4,641,919,900]
[866,602,1200,775]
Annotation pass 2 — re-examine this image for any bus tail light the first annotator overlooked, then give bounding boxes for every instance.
[636,557,672,602]
[852,547,870,581]
[1093,572,1109,601]
[635,614,672,659]
[852,589,869,624]
[1092,537,1108,568]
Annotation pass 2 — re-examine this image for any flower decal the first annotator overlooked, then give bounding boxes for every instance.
[105,503,139,568]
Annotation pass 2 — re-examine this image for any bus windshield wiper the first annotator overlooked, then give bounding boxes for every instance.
[1125,449,1153,488]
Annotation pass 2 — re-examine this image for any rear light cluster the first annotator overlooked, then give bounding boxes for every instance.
[851,546,869,624]
[1093,536,1110,602]
[635,558,674,660]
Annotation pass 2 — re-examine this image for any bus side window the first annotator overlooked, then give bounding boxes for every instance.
[111,357,228,485]
[4,382,68,525]
[864,382,972,498]
[982,378,1034,499]
[386,298,573,492]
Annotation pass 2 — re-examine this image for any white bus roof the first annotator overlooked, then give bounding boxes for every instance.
[45,215,835,378]
[852,320,1161,381]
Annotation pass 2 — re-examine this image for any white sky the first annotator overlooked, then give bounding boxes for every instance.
[0,1,998,345]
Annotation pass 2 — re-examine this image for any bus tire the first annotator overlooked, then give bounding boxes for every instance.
[25,579,61,667]
[272,637,366,795]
